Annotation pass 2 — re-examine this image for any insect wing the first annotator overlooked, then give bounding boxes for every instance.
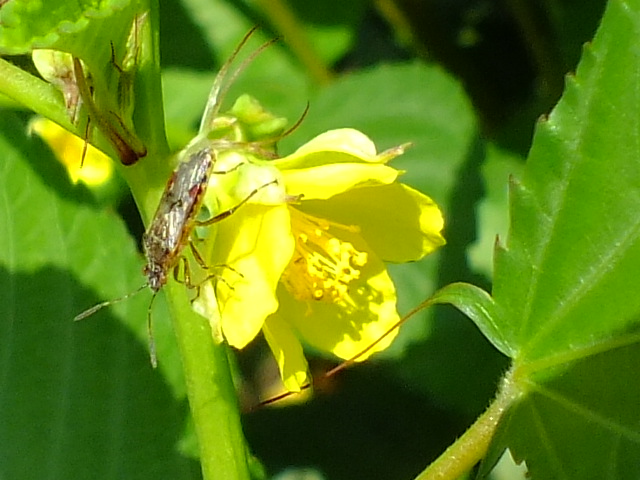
[144,149,214,258]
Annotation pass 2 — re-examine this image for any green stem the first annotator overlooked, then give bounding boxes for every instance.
[125,6,249,476]
[120,0,172,225]
[414,368,519,480]
[166,282,250,480]
[255,0,333,85]
[0,57,74,132]
[134,0,169,158]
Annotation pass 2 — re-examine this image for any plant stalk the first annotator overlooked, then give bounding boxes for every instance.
[414,368,519,480]
[166,282,250,480]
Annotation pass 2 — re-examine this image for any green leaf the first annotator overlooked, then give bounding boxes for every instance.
[0,0,134,55]
[282,61,476,214]
[429,283,513,358]
[467,143,524,279]
[507,339,640,479]
[0,112,195,478]
[495,0,640,360]
[475,0,640,477]
[0,0,168,169]
[284,0,366,63]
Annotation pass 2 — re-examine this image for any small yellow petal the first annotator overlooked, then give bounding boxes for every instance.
[282,163,399,200]
[30,118,113,186]
[210,204,294,348]
[274,128,401,172]
[300,183,445,262]
[262,313,310,392]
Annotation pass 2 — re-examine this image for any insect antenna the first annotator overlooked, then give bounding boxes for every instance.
[147,291,159,368]
[199,26,280,135]
[279,102,309,138]
[74,283,148,321]
[198,101,310,162]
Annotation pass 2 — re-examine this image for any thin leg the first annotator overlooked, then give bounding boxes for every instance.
[173,255,198,288]
[189,241,208,269]
[196,180,278,227]
[174,248,244,303]
[80,117,91,167]
[109,41,124,73]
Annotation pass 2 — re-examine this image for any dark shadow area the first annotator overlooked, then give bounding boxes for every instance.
[158,1,215,70]
[243,363,468,480]
[0,265,201,480]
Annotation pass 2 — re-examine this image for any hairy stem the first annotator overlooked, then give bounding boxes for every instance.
[415,368,519,480]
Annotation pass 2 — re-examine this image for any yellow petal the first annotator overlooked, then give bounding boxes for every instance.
[211,204,294,348]
[282,163,399,200]
[30,118,113,186]
[300,183,445,262]
[276,129,380,169]
[279,230,400,361]
[262,313,310,392]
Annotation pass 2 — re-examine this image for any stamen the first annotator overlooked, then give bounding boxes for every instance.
[282,210,368,306]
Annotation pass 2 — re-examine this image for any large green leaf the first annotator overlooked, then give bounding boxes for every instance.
[0,112,195,478]
[458,0,640,477]
[494,0,640,359]
[0,0,133,55]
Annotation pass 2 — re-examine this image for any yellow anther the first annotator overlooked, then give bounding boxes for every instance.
[281,209,368,304]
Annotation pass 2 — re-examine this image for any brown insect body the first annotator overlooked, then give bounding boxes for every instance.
[143,147,214,293]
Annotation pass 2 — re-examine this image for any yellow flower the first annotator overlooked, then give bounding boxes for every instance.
[30,117,113,186]
[194,128,445,392]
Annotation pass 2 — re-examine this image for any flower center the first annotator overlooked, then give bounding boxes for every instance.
[281,209,367,305]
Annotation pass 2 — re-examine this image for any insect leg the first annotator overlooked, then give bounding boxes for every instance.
[80,116,91,167]
[188,240,245,294]
[196,179,278,227]
[173,256,197,288]
[189,239,208,269]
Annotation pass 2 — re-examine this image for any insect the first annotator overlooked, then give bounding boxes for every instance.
[75,143,277,366]
[72,13,148,166]
[75,28,283,366]
[72,57,147,166]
